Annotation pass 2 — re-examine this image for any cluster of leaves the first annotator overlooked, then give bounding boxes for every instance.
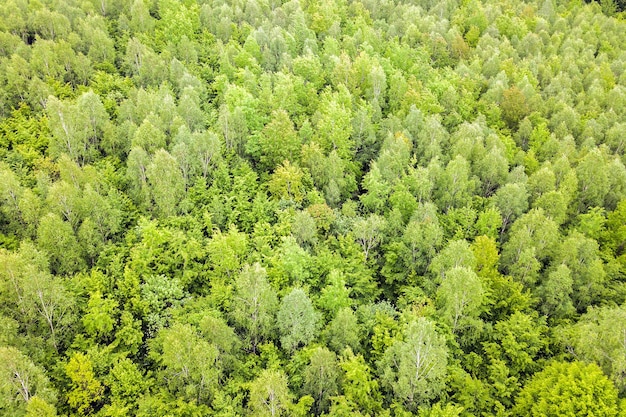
[0,0,625,416]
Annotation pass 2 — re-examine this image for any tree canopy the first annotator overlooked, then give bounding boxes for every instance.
[0,0,625,415]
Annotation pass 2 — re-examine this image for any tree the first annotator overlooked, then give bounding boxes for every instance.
[352,214,386,261]
[82,291,118,341]
[414,115,448,165]
[274,236,313,286]
[536,265,575,319]
[513,361,619,417]
[132,118,166,153]
[126,146,152,209]
[255,109,301,171]
[576,148,610,211]
[397,202,445,277]
[475,146,509,196]
[323,307,361,354]
[429,239,477,280]
[81,185,123,245]
[552,232,606,311]
[500,86,529,128]
[207,226,248,279]
[376,132,413,183]
[533,190,569,226]
[37,213,85,275]
[0,163,26,234]
[527,165,556,201]
[46,92,108,165]
[604,200,626,261]
[575,207,606,241]
[46,97,87,164]
[249,369,291,417]
[268,161,308,203]
[434,156,477,211]
[106,358,149,409]
[178,87,205,132]
[475,206,503,240]
[314,90,354,159]
[380,318,449,410]
[303,347,340,414]
[360,163,390,214]
[291,210,317,248]
[419,402,464,417]
[146,149,185,217]
[25,396,57,417]
[76,91,109,152]
[152,323,221,404]
[65,353,103,416]
[197,313,240,371]
[0,347,56,416]
[190,130,221,180]
[277,288,320,351]
[0,242,75,350]
[336,349,382,415]
[81,20,116,66]
[491,183,529,235]
[484,312,547,378]
[230,263,278,352]
[124,38,167,87]
[218,103,249,156]
[436,266,484,333]
[471,236,532,322]
[564,305,626,393]
[322,150,357,207]
[502,209,560,285]
[351,104,379,167]
[317,270,352,318]
[167,140,191,189]
[46,180,84,231]
[140,274,185,336]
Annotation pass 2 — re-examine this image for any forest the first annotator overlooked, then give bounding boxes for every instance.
[0,0,625,415]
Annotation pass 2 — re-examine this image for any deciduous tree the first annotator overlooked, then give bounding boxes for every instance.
[277,288,320,351]
[513,361,619,417]
[380,318,449,410]
[230,263,278,352]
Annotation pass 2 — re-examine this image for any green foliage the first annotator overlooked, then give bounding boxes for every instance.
[151,323,221,404]
[37,213,85,275]
[277,288,320,352]
[303,347,340,414]
[564,305,626,393]
[268,161,309,204]
[147,149,185,217]
[0,346,56,416]
[501,87,530,128]
[513,361,619,417]
[436,266,485,333]
[0,242,76,349]
[323,307,361,353]
[338,348,382,414]
[484,312,547,377]
[106,358,149,407]
[252,109,301,171]
[65,353,103,416]
[248,369,292,417]
[0,0,624,415]
[380,318,449,410]
[230,263,278,352]
[46,92,108,165]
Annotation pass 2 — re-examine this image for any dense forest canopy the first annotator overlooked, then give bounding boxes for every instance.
[0,0,625,416]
